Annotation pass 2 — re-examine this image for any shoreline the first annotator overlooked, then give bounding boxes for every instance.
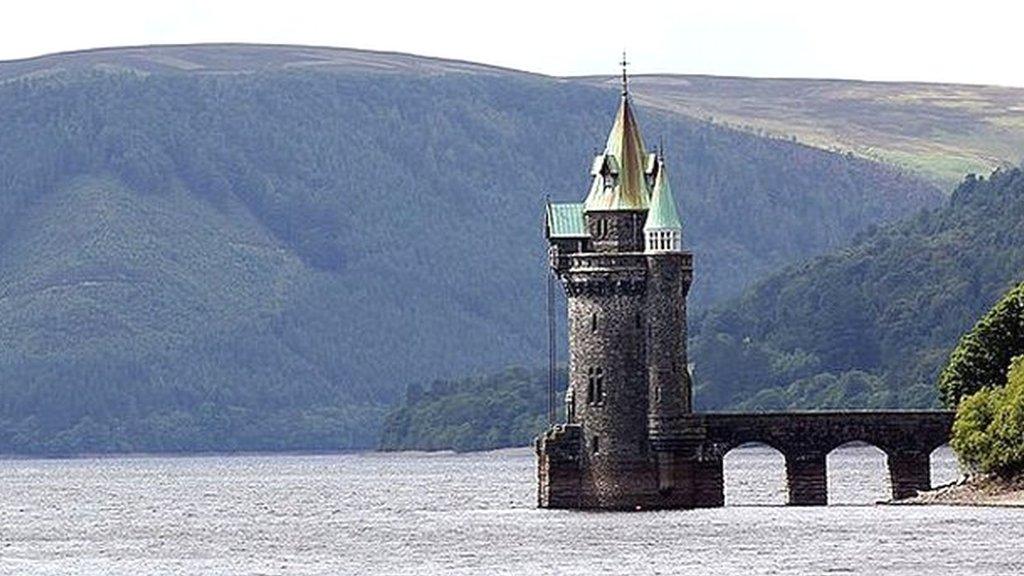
[895,475,1024,507]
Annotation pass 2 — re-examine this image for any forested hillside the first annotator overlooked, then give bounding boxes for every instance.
[381,168,1024,451]
[0,45,939,454]
[692,168,1024,411]
[379,367,564,452]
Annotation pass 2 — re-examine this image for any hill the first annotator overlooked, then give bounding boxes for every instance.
[0,44,941,453]
[380,168,1024,451]
[580,74,1024,188]
[692,168,1024,411]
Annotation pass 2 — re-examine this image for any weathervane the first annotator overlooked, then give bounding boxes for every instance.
[620,51,629,96]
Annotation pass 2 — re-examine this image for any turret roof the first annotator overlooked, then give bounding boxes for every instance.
[644,157,682,231]
[584,94,651,211]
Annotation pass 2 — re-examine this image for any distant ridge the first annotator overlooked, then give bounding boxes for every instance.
[0,43,542,79]
[579,74,1024,186]
[7,43,1024,187]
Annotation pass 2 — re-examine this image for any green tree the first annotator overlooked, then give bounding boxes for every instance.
[939,281,1024,407]
[952,356,1024,476]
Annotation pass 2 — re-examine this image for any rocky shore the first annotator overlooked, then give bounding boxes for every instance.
[895,475,1024,507]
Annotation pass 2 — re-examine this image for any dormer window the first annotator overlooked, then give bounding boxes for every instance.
[602,172,615,190]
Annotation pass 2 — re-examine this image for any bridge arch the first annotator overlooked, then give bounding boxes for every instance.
[827,441,889,505]
[722,442,787,506]
[929,443,962,488]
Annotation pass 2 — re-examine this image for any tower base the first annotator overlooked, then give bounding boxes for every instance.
[535,425,708,510]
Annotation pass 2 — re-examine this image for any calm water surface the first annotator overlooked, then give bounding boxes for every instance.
[1,445,1021,575]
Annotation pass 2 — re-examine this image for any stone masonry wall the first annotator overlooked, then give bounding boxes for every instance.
[564,252,658,508]
[645,253,693,444]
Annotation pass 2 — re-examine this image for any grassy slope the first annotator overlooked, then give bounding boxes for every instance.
[578,74,1024,188]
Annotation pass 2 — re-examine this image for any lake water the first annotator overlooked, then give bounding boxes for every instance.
[1,445,1021,575]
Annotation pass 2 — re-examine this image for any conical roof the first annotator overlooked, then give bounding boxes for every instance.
[644,158,682,231]
[584,94,650,211]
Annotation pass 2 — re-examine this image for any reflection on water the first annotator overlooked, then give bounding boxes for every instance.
[0,445,1016,576]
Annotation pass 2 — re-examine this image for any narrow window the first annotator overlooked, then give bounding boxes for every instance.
[592,435,600,454]
[591,312,598,333]
[635,312,642,330]
[595,367,604,403]
[587,367,595,404]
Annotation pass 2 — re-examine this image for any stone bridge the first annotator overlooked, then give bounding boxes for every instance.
[674,411,956,506]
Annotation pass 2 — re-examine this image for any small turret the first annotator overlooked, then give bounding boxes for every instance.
[643,157,682,253]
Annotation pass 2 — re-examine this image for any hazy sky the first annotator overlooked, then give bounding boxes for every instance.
[3,0,1022,86]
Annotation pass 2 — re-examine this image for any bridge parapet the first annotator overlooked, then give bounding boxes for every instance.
[669,411,955,506]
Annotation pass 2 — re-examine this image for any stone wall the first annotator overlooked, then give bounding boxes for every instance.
[562,251,658,508]
[645,253,693,445]
[585,211,646,253]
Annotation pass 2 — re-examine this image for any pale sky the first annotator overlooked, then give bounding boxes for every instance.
[3,0,1022,87]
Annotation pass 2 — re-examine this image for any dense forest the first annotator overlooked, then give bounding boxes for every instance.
[691,168,1024,411]
[0,45,939,454]
[382,168,1024,451]
[378,367,564,452]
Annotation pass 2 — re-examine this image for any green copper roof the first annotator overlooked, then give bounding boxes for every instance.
[547,202,587,238]
[644,158,682,231]
[584,95,651,212]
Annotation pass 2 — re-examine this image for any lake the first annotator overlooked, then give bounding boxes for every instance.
[1,445,1022,575]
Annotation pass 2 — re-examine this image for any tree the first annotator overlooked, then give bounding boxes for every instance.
[952,356,1024,477]
[939,281,1024,407]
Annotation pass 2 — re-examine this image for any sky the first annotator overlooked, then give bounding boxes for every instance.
[2,0,1022,87]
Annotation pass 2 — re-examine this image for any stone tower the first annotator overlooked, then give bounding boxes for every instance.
[537,77,694,510]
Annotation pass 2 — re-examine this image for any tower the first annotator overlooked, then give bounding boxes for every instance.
[537,67,694,509]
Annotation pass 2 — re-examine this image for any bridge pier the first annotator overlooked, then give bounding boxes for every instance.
[786,451,827,506]
[888,450,931,500]
[691,456,724,508]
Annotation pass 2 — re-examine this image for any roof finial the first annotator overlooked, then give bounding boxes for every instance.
[620,50,629,96]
